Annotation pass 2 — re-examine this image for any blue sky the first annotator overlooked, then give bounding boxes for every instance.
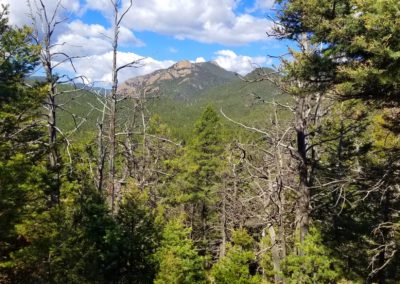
[3,0,290,84]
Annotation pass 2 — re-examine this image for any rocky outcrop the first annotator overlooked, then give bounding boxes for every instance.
[118,60,196,97]
[117,60,237,99]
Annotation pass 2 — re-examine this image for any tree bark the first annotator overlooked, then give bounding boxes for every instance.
[219,190,227,258]
[295,96,311,247]
[268,225,283,284]
[109,2,119,213]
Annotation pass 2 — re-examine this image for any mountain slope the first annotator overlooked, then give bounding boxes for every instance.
[56,63,287,140]
[119,60,238,99]
[149,68,287,139]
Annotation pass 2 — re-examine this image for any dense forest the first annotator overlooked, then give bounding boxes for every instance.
[1,0,400,283]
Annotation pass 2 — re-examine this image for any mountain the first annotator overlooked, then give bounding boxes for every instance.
[144,65,287,139]
[57,62,286,140]
[118,60,238,99]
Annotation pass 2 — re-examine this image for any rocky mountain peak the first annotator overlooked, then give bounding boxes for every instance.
[172,60,193,70]
[118,60,237,98]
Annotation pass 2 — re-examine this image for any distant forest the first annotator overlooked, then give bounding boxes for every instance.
[1,0,400,283]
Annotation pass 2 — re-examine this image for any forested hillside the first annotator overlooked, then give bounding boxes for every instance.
[1,1,400,283]
[55,66,283,140]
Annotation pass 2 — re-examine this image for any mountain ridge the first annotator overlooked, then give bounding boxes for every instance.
[118,60,239,99]
[55,62,284,140]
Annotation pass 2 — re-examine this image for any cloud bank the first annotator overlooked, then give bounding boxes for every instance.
[1,0,272,82]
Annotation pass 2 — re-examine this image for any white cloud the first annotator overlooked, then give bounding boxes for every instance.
[195,57,206,63]
[53,20,143,57]
[2,0,143,57]
[252,0,275,11]
[57,51,175,84]
[2,0,274,81]
[213,50,270,75]
[119,25,144,46]
[0,0,81,26]
[82,0,113,16]
[56,50,271,84]
[86,0,272,45]
[3,0,273,49]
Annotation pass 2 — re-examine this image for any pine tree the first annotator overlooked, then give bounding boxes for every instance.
[154,218,207,284]
[276,0,400,105]
[281,227,342,284]
[275,1,400,281]
[179,106,224,252]
[210,229,262,284]
[0,5,47,281]
[181,106,224,203]
[7,145,117,283]
[112,186,160,283]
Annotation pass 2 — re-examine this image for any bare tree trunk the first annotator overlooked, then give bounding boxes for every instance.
[29,0,90,205]
[29,0,65,206]
[108,2,119,213]
[97,119,106,192]
[48,93,60,204]
[267,225,283,284]
[294,94,314,248]
[106,0,135,213]
[219,189,227,258]
[296,124,310,246]
[45,65,58,171]
[267,165,283,283]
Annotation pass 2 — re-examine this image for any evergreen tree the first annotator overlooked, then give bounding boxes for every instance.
[210,229,262,284]
[281,227,342,284]
[154,217,207,284]
[7,145,117,283]
[275,0,400,281]
[311,100,372,281]
[276,0,400,104]
[179,106,224,202]
[112,186,160,283]
[0,5,47,281]
[170,106,225,254]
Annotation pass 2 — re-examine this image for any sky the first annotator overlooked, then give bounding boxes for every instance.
[2,0,291,85]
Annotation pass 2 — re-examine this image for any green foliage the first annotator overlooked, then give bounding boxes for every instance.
[154,218,207,284]
[5,147,117,283]
[277,0,400,102]
[281,227,341,283]
[112,186,160,283]
[0,6,47,281]
[164,106,225,254]
[0,6,39,89]
[2,139,161,283]
[56,67,284,141]
[169,106,224,204]
[210,229,262,284]
[3,0,400,282]
[184,106,224,201]
[148,73,284,140]
[276,0,400,281]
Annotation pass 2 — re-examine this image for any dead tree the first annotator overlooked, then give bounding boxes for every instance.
[242,40,330,247]
[221,103,296,283]
[93,1,175,212]
[99,0,142,213]
[223,49,331,279]
[28,0,89,205]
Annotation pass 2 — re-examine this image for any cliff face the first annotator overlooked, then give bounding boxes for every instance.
[118,60,238,99]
